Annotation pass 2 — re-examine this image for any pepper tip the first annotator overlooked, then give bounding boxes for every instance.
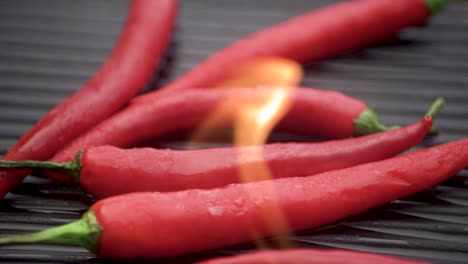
[424,97,445,136]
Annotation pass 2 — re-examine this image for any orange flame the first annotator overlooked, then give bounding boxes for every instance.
[214,57,303,88]
[190,57,303,146]
[234,85,295,249]
[192,57,303,248]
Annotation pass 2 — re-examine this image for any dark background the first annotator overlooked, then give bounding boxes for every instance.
[0,0,467,263]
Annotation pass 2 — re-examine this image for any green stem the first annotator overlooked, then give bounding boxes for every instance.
[425,97,445,118]
[0,210,101,253]
[353,97,445,137]
[425,0,447,16]
[353,108,394,136]
[425,97,445,135]
[0,151,82,184]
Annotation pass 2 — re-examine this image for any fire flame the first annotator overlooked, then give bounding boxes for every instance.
[214,57,303,88]
[193,57,303,248]
[190,57,303,146]
[234,85,295,249]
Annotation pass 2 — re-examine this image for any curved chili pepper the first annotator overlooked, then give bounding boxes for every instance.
[47,87,405,183]
[0,137,465,259]
[137,0,444,96]
[45,0,447,182]
[0,0,178,198]
[197,249,427,264]
[0,97,442,197]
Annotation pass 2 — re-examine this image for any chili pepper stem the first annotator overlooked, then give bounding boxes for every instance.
[425,97,445,118]
[0,150,82,184]
[0,210,101,252]
[353,108,395,136]
[426,97,445,135]
[426,0,446,16]
[354,97,444,136]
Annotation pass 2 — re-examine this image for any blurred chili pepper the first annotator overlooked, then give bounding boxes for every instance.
[197,249,428,264]
[0,0,178,198]
[139,0,444,95]
[41,0,446,182]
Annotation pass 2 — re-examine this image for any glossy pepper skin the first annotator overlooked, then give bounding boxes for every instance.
[0,0,178,198]
[0,138,465,258]
[49,86,377,182]
[80,116,432,197]
[47,0,446,182]
[0,113,435,197]
[138,0,438,95]
[92,138,468,258]
[197,249,428,264]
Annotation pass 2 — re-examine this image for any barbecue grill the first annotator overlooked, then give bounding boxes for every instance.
[0,0,467,263]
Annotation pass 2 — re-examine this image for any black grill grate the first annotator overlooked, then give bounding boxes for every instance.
[0,0,467,263]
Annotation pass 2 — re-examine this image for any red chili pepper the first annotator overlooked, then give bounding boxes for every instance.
[43,0,446,182]
[0,97,442,197]
[0,0,178,198]
[137,0,444,95]
[46,87,405,183]
[0,137,465,259]
[197,249,428,264]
